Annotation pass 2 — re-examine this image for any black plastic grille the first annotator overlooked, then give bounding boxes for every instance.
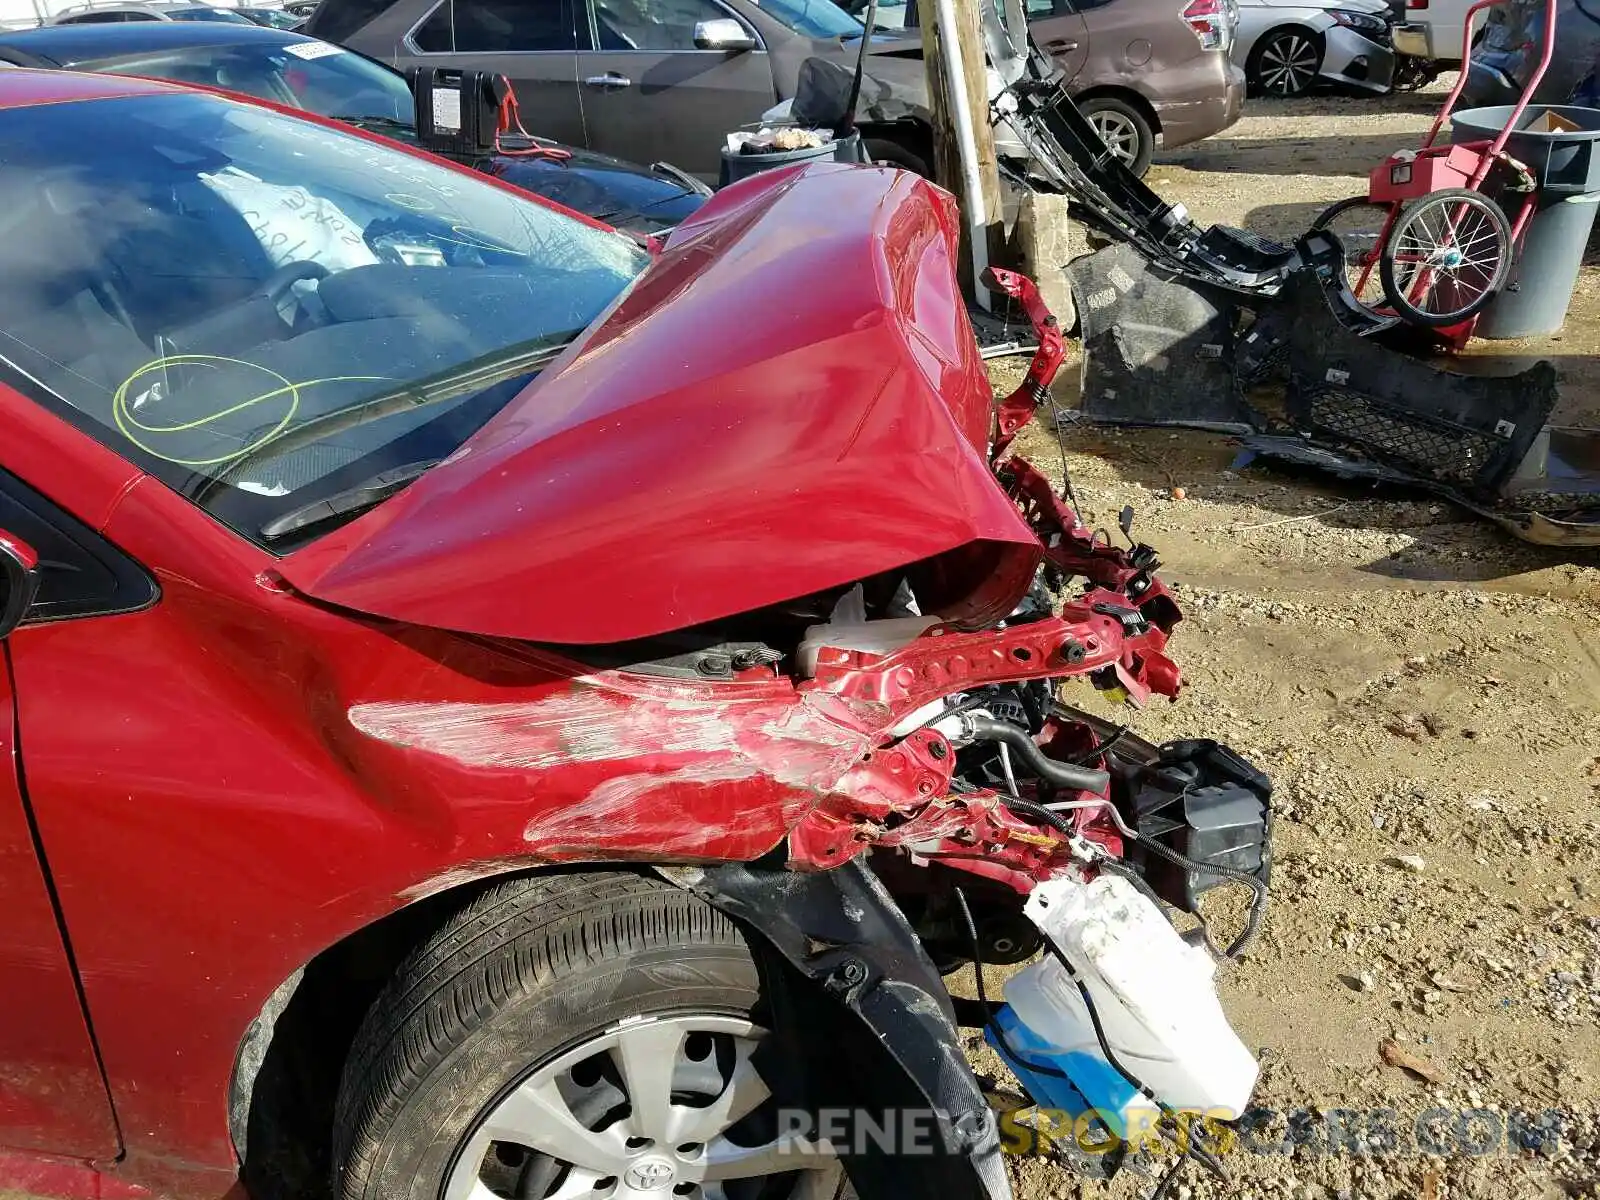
[1212,225,1291,257]
[1303,385,1504,485]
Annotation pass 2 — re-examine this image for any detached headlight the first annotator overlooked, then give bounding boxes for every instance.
[1330,8,1388,34]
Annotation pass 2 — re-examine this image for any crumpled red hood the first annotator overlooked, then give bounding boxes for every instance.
[281,162,1039,644]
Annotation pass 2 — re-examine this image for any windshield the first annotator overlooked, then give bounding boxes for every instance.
[93,36,415,122]
[0,91,650,546]
[749,0,863,38]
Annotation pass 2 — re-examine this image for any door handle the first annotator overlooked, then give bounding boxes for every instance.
[583,72,633,89]
[1046,37,1078,50]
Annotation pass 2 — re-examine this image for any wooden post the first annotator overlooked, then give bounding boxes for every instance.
[920,0,1006,300]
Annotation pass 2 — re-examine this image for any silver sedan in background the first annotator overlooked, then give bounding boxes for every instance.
[1233,0,1396,95]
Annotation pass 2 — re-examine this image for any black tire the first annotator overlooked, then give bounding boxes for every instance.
[862,137,931,178]
[332,871,847,1200]
[1311,194,1396,310]
[1077,96,1155,178]
[1392,56,1444,92]
[1248,27,1324,97]
[1378,187,1512,326]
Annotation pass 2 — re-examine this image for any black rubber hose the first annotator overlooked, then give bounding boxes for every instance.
[1000,794,1078,839]
[953,887,1070,1081]
[1069,723,1129,765]
[1003,795,1233,957]
[1129,831,1269,959]
[964,716,1111,794]
[1090,856,1171,918]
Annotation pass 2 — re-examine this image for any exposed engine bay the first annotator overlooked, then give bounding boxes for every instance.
[260,167,1276,1200]
[645,274,1273,1200]
[882,680,1273,968]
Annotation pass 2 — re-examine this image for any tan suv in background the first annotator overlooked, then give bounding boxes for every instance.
[1026,0,1245,174]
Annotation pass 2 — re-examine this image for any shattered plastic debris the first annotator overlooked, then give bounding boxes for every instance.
[1002,56,1600,546]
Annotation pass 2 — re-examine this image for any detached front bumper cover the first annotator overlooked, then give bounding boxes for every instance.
[986,38,1600,545]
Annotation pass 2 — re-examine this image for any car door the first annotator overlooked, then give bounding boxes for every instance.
[1026,0,1092,81]
[400,0,586,150]
[575,0,776,178]
[0,472,127,1160]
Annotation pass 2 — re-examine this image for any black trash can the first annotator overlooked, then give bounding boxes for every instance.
[719,131,864,187]
[1451,104,1600,336]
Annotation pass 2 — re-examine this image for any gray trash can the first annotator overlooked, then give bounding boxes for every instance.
[1451,104,1600,336]
[719,131,863,187]
[1473,190,1600,338]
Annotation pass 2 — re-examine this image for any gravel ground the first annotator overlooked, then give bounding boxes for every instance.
[975,79,1600,1200]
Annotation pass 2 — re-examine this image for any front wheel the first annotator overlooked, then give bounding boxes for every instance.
[333,872,849,1200]
[1249,28,1324,97]
[1379,187,1512,326]
[1078,97,1155,177]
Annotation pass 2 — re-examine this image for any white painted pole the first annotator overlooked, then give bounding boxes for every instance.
[932,0,993,310]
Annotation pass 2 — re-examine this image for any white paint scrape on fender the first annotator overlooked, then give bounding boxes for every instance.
[1004,873,1259,1119]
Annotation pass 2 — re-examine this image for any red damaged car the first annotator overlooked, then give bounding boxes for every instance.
[0,67,1271,1200]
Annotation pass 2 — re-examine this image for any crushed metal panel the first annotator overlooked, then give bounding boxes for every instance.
[1067,242,1253,432]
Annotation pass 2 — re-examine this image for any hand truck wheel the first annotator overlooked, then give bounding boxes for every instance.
[1311,195,1395,313]
[1378,187,1513,327]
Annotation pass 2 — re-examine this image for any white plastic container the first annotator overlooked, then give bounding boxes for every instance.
[1003,873,1259,1122]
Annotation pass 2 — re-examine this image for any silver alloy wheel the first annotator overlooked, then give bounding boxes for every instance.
[1087,109,1141,167]
[1257,32,1320,95]
[443,1014,843,1200]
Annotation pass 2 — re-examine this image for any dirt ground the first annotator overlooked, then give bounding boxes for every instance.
[971,79,1600,1200]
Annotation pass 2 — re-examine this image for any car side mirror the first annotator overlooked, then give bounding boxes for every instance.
[694,17,755,51]
[0,530,39,639]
